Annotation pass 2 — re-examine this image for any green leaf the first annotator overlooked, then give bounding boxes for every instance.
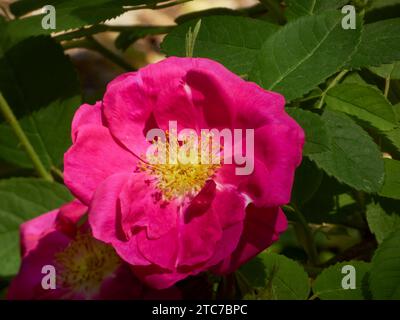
[383,104,400,151]
[325,83,398,132]
[379,158,400,200]
[286,108,330,155]
[369,61,400,80]
[7,1,121,42]
[366,202,400,244]
[10,0,160,17]
[367,0,400,10]
[9,0,57,16]
[6,0,163,43]
[309,110,384,193]
[161,15,279,75]
[240,252,310,300]
[0,178,73,277]
[370,230,400,299]
[291,158,323,207]
[250,11,361,102]
[312,261,371,300]
[342,72,368,86]
[285,0,348,20]
[0,35,81,169]
[385,128,400,152]
[301,174,347,224]
[393,103,400,123]
[349,18,400,69]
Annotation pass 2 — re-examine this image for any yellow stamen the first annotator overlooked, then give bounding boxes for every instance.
[54,233,120,295]
[140,132,220,201]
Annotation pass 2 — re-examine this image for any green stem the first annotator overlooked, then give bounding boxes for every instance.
[297,91,324,103]
[51,166,64,181]
[185,19,201,57]
[55,25,108,42]
[355,190,366,212]
[316,69,348,109]
[88,37,135,71]
[308,293,319,300]
[384,76,390,98]
[319,238,377,268]
[124,0,193,11]
[62,37,135,71]
[55,25,174,42]
[304,265,323,278]
[0,92,53,181]
[291,205,319,266]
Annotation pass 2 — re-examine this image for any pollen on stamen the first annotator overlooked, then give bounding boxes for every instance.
[139,131,221,201]
[54,233,120,295]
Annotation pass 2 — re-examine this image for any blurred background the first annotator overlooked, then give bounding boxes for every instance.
[1,0,260,103]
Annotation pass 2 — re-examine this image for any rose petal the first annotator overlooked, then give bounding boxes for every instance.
[216,120,304,207]
[152,78,206,133]
[55,200,88,237]
[71,102,104,143]
[185,68,234,130]
[89,173,151,266]
[20,210,59,257]
[231,81,287,129]
[102,72,152,156]
[132,264,192,290]
[119,173,179,240]
[95,264,144,300]
[213,205,287,274]
[64,125,138,204]
[8,232,71,300]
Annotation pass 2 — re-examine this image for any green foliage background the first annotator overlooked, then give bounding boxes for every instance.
[0,0,400,300]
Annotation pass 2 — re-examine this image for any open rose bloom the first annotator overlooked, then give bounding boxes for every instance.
[62,57,304,289]
[8,57,303,297]
[8,200,179,299]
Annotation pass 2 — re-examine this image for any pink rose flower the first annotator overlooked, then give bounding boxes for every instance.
[7,200,179,300]
[64,57,304,289]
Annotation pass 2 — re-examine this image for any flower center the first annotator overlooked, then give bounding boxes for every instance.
[54,233,120,295]
[140,132,221,201]
[143,162,219,201]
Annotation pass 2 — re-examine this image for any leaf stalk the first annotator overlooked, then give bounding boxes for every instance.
[0,92,53,182]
